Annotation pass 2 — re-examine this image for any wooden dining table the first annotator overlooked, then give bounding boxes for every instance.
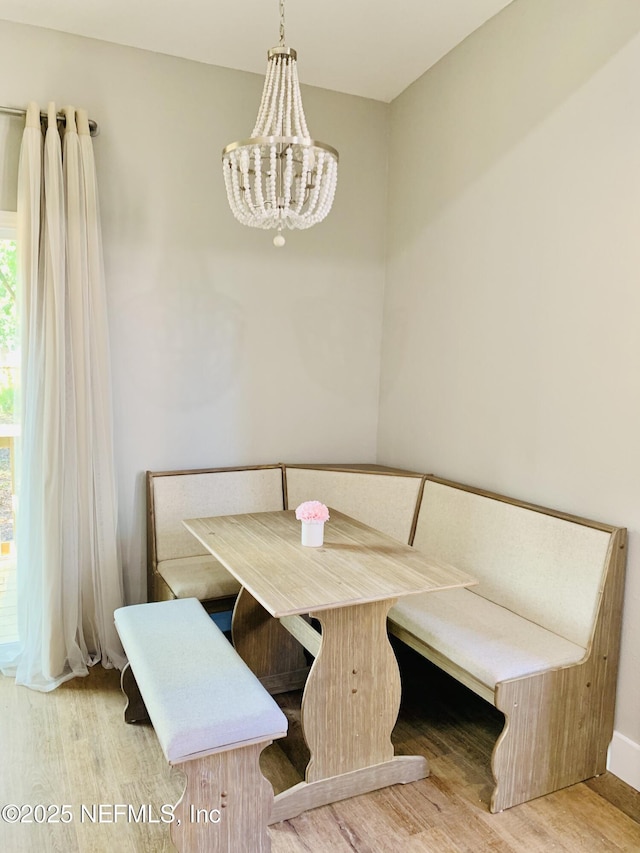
[183,508,476,823]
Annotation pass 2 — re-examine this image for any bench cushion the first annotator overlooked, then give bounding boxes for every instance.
[389,588,586,690]
[114,599,288,763]
[157,556,241,600]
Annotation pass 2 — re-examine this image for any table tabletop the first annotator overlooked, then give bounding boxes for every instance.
[183,509,476,618]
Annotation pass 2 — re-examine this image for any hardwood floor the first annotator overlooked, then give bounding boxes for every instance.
[0,642,638,852]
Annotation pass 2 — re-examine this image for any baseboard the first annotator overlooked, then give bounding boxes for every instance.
[607,730,640,792]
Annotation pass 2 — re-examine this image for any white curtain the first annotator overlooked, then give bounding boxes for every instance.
[0,102,125,691]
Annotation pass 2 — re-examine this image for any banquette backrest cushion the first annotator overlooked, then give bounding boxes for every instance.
[413,479,613,648]
[284,465,423,544]
[151,465,285,562]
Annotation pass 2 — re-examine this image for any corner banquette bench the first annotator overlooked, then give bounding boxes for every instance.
[146,463,627,813]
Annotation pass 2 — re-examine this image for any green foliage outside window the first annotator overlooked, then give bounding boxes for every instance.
[0,240,16,352]
[0,240,17,424]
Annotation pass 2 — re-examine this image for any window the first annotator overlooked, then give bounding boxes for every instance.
[0,210,17,644]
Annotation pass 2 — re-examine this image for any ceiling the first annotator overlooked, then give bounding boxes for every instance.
[0,0,514,103]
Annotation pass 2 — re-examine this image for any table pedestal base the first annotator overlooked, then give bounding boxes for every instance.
[269,755,429,824]
[233,590,430,822]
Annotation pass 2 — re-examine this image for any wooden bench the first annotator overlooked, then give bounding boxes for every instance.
[388,475,627,812]
[114,598,288,852]
[145,461,627,813]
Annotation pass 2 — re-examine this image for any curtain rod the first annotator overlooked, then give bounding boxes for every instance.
[0,105,99,137]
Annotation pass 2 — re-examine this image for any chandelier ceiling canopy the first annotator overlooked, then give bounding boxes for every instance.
[222,0,339,247]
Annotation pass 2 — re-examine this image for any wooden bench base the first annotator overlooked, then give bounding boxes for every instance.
[389,527,627,813]
[172,744,274,853]
[120,657,278,851]
[270,756,428,825]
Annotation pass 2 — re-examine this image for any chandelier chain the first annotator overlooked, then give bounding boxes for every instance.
[279,0,285,46]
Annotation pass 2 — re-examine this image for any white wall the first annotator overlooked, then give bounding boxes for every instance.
[380,0,640,788]
[1,0,638,791]
[0,20,389,604]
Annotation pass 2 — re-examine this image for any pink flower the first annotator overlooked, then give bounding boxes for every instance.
[295,501,330,523]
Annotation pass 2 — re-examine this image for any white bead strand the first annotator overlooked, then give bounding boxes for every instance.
[222,7,338,241]
[253,146,265,215]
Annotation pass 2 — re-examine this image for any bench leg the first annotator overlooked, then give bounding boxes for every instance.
[171,742,274,853]
[492,650,618,812]
[120,663,150,724]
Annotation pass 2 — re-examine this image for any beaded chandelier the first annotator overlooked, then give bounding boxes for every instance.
[222,0,338,247]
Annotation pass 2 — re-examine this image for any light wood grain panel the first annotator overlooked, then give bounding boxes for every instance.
[259,669,310,695]
[303,600,401,781]
[184,509,476,617]
[270,756,428,825]
[282,463,424,476]
[232,587,308,685]
[171,742,274,853]
[279,615,322,658]
[146,471,158,603]
[151,570,177,603]
[491,528,627,812]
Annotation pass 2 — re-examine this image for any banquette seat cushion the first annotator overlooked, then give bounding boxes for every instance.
[155,555,241,601]
[389,479,612,693]
[389,587,586,690]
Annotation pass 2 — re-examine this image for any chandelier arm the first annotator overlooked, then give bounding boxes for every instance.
[294,147,310,214]
[253,146,265,213]
[268,145,277,213]
[283,146,293,211]
[306,150,325,214]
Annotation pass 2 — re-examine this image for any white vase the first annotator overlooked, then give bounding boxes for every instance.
[301,521,324,547]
